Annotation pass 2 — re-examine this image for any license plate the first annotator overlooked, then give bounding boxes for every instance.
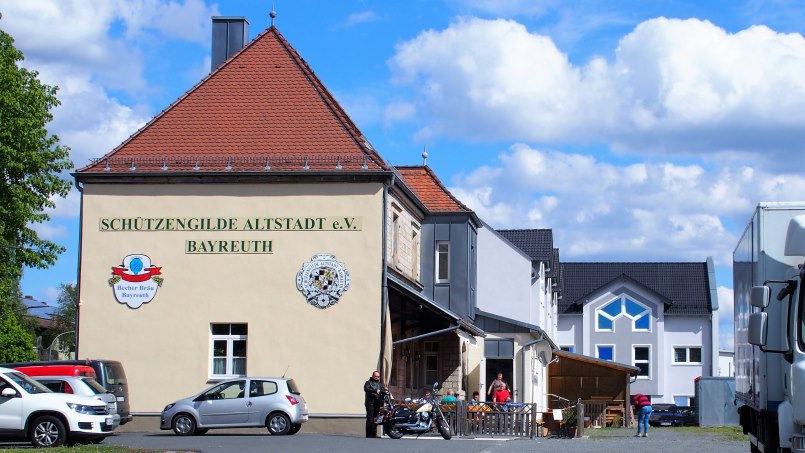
[660,422,671,426]
[116,396,125,402]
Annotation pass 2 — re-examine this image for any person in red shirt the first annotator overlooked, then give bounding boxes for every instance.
[493,383,511,406]
[631,393,653,437]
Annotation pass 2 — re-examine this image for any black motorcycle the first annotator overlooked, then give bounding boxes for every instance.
[376,382,452,440]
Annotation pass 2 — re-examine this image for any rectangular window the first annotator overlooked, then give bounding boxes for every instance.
[633,345,650,378]
[596,345,614,361]
[391,209,400,266]
[674,395,694,406]
[412,224,421,281]
[211,323,248,378]
[673,346,702,364]
[436,241,449,283]
[560,345,574,353]
[484,338,514,358]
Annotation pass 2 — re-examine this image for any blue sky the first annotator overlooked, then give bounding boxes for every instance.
[5,0,805,351]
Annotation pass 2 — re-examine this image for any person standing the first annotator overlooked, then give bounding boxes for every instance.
[632,393,653,437]
[487,372,506,400]
[364,371,384,438]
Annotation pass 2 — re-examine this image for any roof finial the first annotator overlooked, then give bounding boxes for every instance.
[270,4,277,26]
[422,146,428,166]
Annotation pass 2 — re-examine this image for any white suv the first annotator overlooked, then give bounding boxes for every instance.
[0,366,120,447]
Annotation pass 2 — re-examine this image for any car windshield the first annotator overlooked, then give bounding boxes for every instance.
[5,372,51,394]
[81,378,109,394]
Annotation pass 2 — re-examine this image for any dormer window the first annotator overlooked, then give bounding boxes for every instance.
[596,296,651,332]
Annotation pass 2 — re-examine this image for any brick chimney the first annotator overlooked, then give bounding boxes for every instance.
[211,16,249,71]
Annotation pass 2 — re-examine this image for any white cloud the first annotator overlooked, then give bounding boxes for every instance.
[30,222,69,241]
[456,0,559,17]
[718,284,735,351]
[47,188,81,220]
[389,17,805,164]
[343,10,380,27]
[450,143,805,264]
[40,286,61,304]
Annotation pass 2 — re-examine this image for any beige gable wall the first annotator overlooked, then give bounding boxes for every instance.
[386,194,421,283]
[78,182,384,415]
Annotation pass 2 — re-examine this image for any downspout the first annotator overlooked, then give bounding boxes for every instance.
[379,174,395,378]
[74,180,84,360]
[521,341,526,404]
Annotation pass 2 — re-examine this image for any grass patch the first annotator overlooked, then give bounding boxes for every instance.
[676,426,746,441]
[585,425,746,441]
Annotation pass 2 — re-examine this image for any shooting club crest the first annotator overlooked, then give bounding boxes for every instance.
[109,254,164,309]
[296,253,351,309]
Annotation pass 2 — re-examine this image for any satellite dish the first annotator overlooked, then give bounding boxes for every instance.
[534,340,553,367]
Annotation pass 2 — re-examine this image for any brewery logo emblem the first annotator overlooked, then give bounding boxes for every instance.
[109,254,164,309]
[296,253,351,309]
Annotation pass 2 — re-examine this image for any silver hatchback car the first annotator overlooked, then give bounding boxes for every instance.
[160,377,308,435]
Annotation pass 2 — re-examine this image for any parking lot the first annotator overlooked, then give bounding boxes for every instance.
[94,427,747,453]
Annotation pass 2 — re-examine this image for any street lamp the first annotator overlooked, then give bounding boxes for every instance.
[47,330,75,360]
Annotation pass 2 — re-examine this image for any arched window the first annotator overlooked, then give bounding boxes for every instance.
[595,296,651,332]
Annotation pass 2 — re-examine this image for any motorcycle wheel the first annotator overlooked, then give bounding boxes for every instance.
[384,422,404,439]
[436,414,452,440]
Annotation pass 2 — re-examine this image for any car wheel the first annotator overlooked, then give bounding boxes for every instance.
[267,413,291,435]
[172,413,197,435]
[29,415,67,448]
[288,424,301,435]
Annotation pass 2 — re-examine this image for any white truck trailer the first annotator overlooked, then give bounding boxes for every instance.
[734,202,805,453]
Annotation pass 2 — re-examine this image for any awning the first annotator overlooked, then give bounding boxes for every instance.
[387,274,485,344]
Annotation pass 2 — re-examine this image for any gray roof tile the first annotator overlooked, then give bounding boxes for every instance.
[559,261,713,316]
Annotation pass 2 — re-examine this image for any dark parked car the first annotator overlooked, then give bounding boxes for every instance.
[649,404,697,426]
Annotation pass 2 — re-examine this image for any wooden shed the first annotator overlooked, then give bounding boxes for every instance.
[548,349,639,428]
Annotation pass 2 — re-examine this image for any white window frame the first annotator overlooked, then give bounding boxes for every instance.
[633,344,651,379]
[435,241,450,284]
[210,323,248,379]
[391,207,401,267]
[672,346,703,365]
[673,395,694,406]
[596,344,615,362]
[559,345,574,353]
[411,223,421,281]
[594,295,652,333]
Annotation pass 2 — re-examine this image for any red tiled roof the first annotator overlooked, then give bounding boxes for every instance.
[395,166,472,213]
[77,26,387,173]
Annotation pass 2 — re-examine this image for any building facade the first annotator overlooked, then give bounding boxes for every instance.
[554,260,719,405]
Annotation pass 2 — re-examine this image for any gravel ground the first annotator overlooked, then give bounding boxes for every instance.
[497,427,748,453]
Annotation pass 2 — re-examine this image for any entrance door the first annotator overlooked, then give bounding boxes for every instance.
[484,338,515,402]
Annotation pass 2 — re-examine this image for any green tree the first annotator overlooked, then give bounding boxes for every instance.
[0,316,37,362]
[50,282,76,357]
[0,25,72,360]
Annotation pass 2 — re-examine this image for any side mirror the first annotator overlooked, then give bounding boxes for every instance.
[751,286,771,309]
[748,312,768,346]
[1,387,18,398]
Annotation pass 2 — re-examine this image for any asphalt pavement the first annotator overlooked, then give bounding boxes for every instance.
[96,427,747,453]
